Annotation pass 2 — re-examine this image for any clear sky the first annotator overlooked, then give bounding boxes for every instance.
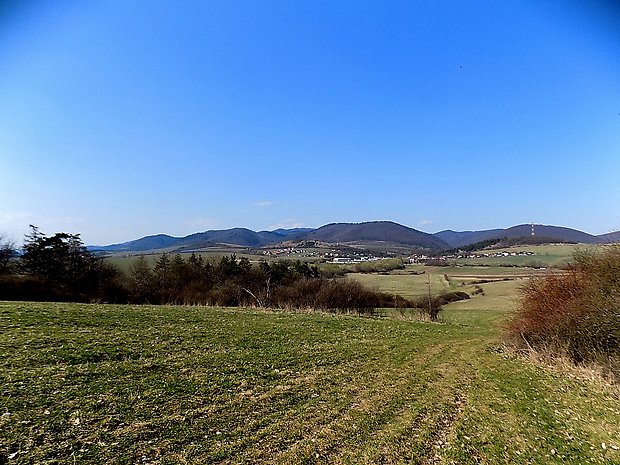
[1,1,619,245]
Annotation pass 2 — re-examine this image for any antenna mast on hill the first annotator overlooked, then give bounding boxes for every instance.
[531,223,535,237]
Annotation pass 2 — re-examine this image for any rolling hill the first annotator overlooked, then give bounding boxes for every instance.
[93,228,292,252]
[597,231,620,244]
[271,228,315,236]
[92,222,614,254]
[289,221,449,250]
[177,228,284,249]
[433,229,504,248]
[92,221,449,253]
[89,234,179,252]
[434,224,600,249]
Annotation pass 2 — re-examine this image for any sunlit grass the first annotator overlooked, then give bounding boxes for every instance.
[1,298,619,464]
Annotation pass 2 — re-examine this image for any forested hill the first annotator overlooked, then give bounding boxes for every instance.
[91,222,617,253]
[90,228,289,252]
[91,221,450,252]
[301,221,449,250]
[434,224,602,248]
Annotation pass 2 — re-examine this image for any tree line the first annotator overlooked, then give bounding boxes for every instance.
[0,227,450,317]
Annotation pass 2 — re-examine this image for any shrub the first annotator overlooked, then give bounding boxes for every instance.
[410,291,470,321]
[318,264,347,278]
[0,275,68,302]
[437,291,471,304]
[271,278,383,315]
[208,282,242,307]
[507,245,620,375]
[348,258,405,274]
[472,285,485,296]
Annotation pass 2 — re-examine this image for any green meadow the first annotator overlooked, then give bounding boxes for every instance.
[452,244,584,268]
[2,254,619,464]
[348,264,539,300]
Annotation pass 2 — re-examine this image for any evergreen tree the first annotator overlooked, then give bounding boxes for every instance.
[20,225,99,294]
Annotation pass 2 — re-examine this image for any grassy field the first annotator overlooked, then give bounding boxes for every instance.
[348,264,544,301]
[2,283,620,464]
[452,244,584,268]
[349,269,454,299]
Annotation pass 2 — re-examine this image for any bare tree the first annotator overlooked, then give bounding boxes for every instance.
[0,234,16,274]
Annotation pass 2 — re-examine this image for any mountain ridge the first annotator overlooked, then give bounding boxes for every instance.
[90,222,619,253]
[301,221,448,250]
[436,224,602,248]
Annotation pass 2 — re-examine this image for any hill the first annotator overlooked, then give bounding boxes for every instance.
[177,228,283,249]
[90,234,180,252]
[271,227,315,236]
[435,224,599,249]
[302,221,449,250]
[433,229,503,248]
[93,228,287,252]
[597,230,620,243]
[502,224,597,243]
[92,222,606,254]
[93,221,449,253]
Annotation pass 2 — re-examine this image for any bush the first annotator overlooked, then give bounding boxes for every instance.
[271,278,383,315]
[472,285,485,296]
[410,291,470,321]
[507,245,620,375]
[348,258,405,274]
[318,263,347,278]
[208,282,242,307]
[0,275,66,301]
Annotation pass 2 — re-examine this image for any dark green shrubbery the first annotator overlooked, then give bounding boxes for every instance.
[507,245,620,376]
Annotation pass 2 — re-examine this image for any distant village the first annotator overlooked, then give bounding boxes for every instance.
[410,250,536,263]
[263,246,540,264]
[262,247,381,263]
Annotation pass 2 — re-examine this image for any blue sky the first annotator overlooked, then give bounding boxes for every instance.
[1,1,619,245]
